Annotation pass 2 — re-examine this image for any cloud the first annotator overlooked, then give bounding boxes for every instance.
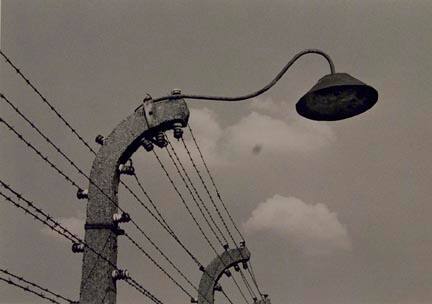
[243,195,351,256]
[222,112,335,157]
[41,216,85,241]
[187,105,335,164]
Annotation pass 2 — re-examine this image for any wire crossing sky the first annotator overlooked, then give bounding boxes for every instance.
[1,44,261,304]
[1,1,431,304]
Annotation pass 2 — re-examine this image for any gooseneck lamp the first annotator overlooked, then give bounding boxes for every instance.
[151,49,378,121]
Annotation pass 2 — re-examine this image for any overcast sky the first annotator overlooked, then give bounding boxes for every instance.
[1,1,431,304]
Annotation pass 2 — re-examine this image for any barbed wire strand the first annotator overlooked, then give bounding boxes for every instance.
[0,268,76,303]
[0,50,97,155]
[186,125,265,298]
[221,288,235,304]
[0,118,204,301]
[0,184,79,245]
[240,268,257,299]
[126,278,164,304]
[166,137,230,244]
[0,55,202,273]
[180,136,258,300]
[186,124,245,241]
[165,139,258,302]
[1,51,257,301]
[164,141,226,247]
[1,54,243,301]
[0,109,201,271]
[132,172,173,234]
[0,115,222,303]
[0,183,163,304]
[0,276,66,304]
[153,148,250,304]
[124,232,194,299]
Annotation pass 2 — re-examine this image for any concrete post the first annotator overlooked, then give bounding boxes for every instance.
[79,98,189,304]
[197,246,251,304]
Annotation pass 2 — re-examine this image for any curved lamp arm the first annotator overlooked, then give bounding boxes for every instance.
[152,49,335,103]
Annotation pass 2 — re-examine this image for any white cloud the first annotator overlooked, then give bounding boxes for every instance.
[187,104,335,163]
[41,216,84,241]
[243,195,351,256]
[222,111,335,157]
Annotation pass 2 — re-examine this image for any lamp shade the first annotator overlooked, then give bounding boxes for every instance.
[296,73,378,121]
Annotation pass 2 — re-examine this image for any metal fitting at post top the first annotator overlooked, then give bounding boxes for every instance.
[171,88,181,95]
[112,269,129,281]
[95,135,105,145]
[113,212,131,224]
[141,138,154,152]
[76,188,88,200]
[72,243,85,253]
[118,163,135,175]
[155,132,167,148]
[172,122,183,140]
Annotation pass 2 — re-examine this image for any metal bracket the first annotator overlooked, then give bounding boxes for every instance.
[84,223,125,236]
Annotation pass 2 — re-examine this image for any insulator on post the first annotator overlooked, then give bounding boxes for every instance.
[224,270,232,277]
[242,261,249,270]
[155,132,167,148]
[172,122,183,140]
[95,135,105,145]
[113,212,131,224]
[115,228,125,236]
[171,88,181,95]
[190,298,198,304]
[72,243,85,253]
[119,163,135,175]
[214,283,222,292]
[223,244,229,251]
[76,188,88,200]
[141,138,154,152]
[234,264,240,272]
[112,269,129,281]
[240,241,246,248]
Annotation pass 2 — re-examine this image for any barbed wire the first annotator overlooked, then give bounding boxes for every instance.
[0,182,164,304]
[181,138,238,249]
[126,278,164,304]
[0,108,201,271]
[164,144,225,248]
[0,184,79,244]
[1,54,203,280]
[0,276,66,304]
[180,136,257,301]
[121,177,202,268]
[0,117,83,191]
[0,115,206,302]
[0,268,76,303]
[165,139,256,303]
[152,149,219,259]
[186,124,245,241]
[186,125,265,298]
[1,50,263,301]
[0,52,195,265]
[247,262,264,299]
[0,50,97,155]
[221,288,235,304]
[240,267,257,300]
[124,232,195,299]
[132,172,173,234]
[166,138,228,247]
[153,148,250,304]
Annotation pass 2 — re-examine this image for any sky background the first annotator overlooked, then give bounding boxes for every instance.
[1,1,431,304]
